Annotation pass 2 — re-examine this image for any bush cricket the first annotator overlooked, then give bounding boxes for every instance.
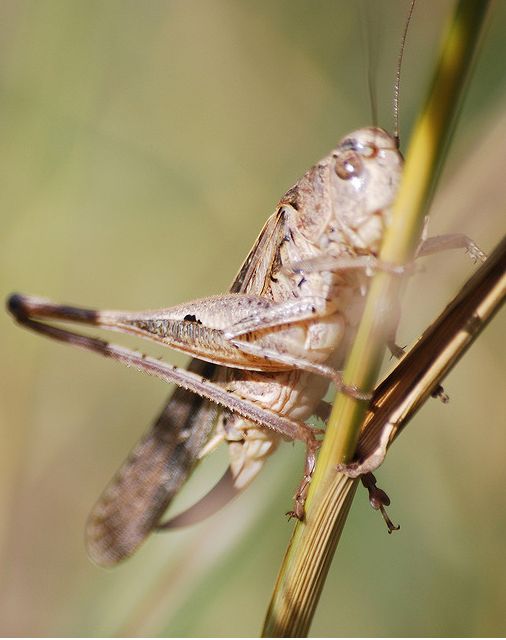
[6,0,485,568]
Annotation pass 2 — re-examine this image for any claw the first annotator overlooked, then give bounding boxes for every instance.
[431,384,450,404]
[286,508,304,522]
[361,472,400,533]
[387,340,406,360]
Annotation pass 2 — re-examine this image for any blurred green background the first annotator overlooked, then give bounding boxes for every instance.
[1,1,505,636]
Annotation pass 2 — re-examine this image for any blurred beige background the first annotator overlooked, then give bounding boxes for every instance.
[1,1,505,636]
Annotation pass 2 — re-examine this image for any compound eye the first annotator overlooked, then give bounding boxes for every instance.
[335,150,364,180]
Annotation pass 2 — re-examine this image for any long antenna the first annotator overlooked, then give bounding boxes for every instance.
[360,0,379,128]
[393,0,417,148]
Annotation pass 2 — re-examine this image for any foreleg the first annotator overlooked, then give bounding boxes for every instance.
[284,234,486,277]
[416,233,486,263]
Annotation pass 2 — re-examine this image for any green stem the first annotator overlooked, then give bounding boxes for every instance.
[262,1,492,636]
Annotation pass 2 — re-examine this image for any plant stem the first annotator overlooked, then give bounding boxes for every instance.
[262,1,492,636]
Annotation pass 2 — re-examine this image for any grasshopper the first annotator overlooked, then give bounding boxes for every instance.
[6,1,484,568]
[8,127,405,565]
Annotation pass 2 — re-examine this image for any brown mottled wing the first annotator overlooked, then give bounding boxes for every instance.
[86,359,217,566]
[85,209,287,566]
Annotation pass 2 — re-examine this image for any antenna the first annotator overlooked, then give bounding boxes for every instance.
[393,0,417,148]
[360,0,379,128]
